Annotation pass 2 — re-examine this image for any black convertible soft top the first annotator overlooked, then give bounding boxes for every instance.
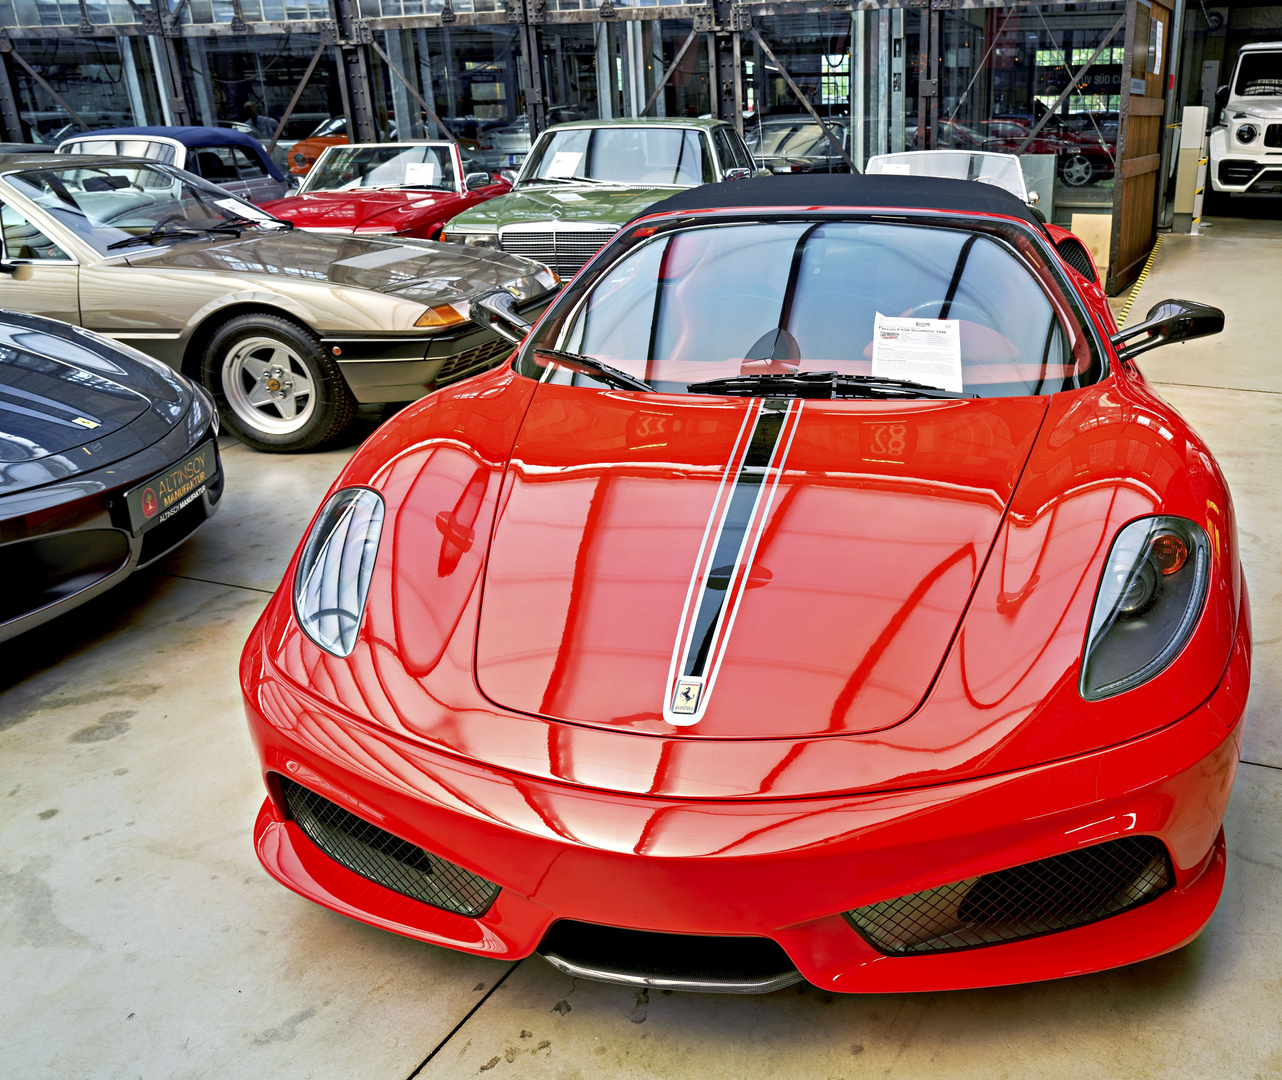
[638,173,1044,232]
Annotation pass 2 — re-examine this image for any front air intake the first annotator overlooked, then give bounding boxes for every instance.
[279,777,500,917]
[538,921,802,993]
[845,835,1172,956]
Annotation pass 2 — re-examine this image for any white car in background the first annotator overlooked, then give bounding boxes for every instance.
[1210,41,1282,195]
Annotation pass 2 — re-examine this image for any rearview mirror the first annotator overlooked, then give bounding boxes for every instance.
[724,167,753,181]
[0,261,34,281]
[465,171,492,191]
[1110,299,1225,361]
[472,289,532,344]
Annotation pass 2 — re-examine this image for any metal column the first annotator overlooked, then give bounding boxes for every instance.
[510,0,548,139]
[331,0,378,143]
[0,47,23,142]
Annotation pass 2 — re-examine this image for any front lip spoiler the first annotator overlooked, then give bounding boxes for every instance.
[537,950,804,994]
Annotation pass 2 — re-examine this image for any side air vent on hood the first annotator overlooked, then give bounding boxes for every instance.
[1055,237,1096,282]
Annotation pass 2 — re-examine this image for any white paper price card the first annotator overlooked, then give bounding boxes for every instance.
[871,313,964,393]
[403,161,439,187]
[546,151,584,179]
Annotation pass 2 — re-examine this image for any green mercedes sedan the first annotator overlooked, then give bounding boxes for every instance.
[443,118,762,277]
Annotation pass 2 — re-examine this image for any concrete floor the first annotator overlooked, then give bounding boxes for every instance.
[2,220,1280,1079]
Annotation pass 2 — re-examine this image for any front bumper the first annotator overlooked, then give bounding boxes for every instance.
[324,297,550,403]
[0,415,222,642]
[245,612,1247,993]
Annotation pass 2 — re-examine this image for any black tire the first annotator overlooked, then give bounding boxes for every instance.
[201,313,356,453]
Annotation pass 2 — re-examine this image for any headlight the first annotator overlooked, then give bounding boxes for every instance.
[293,487,385,657]
[1236,124,1258,144]
[1080,516,1210,701]
[445,230,499,249]
[502,269,559,301]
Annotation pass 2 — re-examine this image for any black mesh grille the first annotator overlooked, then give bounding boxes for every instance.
[279,777,500,917]
[1055,236,1097,283]
[1219,160,1262,185]
[845,836,1172,956]
[435,336,514,386]
[1264,124,1282,149]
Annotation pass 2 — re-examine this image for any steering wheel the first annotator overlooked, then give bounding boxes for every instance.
[905,300,998,331]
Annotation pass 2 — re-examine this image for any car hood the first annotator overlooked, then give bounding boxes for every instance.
[1231,100,1282,119]
[450,184,684,230]
[474,384,1048,739]
[262,189,468,232]
[0,313,192,496]
[123,229,541,305]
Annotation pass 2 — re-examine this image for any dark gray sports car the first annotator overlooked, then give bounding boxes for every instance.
[0,154,556,451]
[0,309,221,641]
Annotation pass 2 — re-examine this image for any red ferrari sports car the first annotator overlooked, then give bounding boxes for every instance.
[262,141,509,240]
[242,174,1247,994]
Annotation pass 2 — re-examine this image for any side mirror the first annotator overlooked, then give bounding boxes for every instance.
[1214,85,1230,126]
[498,169,519,185]
[0,261,34,281]
[465,171,492,191]
[724,167,753,181]
[472,289,532,344]
[1110,299,1225,361]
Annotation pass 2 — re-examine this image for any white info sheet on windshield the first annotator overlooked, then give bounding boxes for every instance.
[871,313,964,393]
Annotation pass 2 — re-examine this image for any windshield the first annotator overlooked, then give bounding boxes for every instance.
[522,219,1099,398]
[521,127,713,187]
[1,162,285,255]
[57,138,178,164]
[310,117,347,137]
[303,144,458,192]
[866,151,1028,202]
[746,120,847,158]
[1234,51,1282,97]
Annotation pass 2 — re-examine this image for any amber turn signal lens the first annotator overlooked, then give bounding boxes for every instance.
[1150,533,1188,575]
[415,305,466,329]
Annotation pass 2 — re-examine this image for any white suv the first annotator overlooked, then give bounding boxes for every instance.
[1210,41,1282,195]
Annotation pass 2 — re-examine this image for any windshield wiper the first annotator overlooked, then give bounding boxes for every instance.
[106,221,247,251]
[684,371,976,400]
[536,349,652,392]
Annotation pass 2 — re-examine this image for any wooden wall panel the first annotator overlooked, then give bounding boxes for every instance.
[1107,0,1172,294]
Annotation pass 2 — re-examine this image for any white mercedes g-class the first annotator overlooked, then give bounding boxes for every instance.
[1210,41,1282,195]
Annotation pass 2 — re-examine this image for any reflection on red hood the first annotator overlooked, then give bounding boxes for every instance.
[475,384,1048,739]
[262,189,466,232]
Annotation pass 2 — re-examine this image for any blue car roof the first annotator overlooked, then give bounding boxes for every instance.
[72,126,285,181]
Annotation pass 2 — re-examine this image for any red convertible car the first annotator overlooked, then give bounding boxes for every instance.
[242,174,1246,994]
[262,141,509,240]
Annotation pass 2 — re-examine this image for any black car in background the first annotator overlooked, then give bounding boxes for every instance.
[744,116,852,173]
[0,310,222,642]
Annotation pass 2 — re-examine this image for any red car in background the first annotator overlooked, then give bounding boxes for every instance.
[262,141,510,240]
[980,117,1116,187]
[242,173,1245,995]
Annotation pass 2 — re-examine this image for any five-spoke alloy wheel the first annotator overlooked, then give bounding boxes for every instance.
[202,314,355,452]
[1059,153,1096,187]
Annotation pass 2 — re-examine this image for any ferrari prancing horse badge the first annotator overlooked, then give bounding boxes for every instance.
[671,678,703,715]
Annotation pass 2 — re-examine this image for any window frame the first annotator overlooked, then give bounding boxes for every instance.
[0,199,76,263]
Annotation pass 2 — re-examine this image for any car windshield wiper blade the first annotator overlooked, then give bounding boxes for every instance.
[684,371,976,400]
[105,220,248,250]
[106,225,207,250]
[536,349,652,392]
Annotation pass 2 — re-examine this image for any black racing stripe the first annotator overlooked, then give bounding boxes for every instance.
[682,406,786,678]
